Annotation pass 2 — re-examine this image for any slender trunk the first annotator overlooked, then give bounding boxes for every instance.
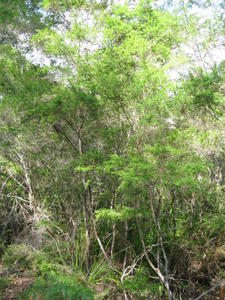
[122,221,129,300]
[110,190,116,261]
[54,116,90,271]
[88,186,112,266]
[78,137,90,272]
[16,153,38,224]
[136,216,174,300]
[82,192,90,272]
[220,284,224,300]
[122,221,128,274]
[62,115,91,272]
[190,193,195,228]
[111,224,116,261]
[171,189,176,237]
[149,188,173,300]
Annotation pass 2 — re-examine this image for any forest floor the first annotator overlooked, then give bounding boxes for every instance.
[0,262,33,300]
[0,260,224,299]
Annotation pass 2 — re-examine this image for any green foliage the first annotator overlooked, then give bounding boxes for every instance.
[88,261,117,285]
[2,243,68,276]
[42,0,86,10]
[0,276,10,295]
[95,207,136,223]
[0,1,224,299]
[0,48,52,121]
[102,2,180,61]
[121,269,160,297]
[0,0,52,43]
[2,244,35,273]
[20,273,94,300]
[35,219,66,233]
[0,0,40,25]
[202,213,225,238]
[184,64,225,113]
[0,240,5,256]
[32,28,67,55]
[2,242,94,299]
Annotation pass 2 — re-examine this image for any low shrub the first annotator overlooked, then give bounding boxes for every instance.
[19,273,94,300]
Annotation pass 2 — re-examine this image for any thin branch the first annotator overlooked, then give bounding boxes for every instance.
[194,280,225,300]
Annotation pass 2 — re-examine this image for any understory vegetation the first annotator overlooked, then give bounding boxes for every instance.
[0,0,224,299]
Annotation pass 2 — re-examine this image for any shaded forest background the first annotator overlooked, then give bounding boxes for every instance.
[0,0,224,299]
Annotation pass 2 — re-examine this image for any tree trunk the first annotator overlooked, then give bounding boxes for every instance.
[88,186,112,266]
[110,190,116,261]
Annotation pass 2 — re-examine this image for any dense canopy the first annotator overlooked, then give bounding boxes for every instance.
[0,0,224,299]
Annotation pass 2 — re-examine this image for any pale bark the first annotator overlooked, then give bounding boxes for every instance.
[88,186,112,266]
[110,190,116,261]
[136,205,174,300]
[78,135,91,272]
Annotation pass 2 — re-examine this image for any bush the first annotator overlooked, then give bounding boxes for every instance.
[20,273,94,300]
[121,269,161,298]
[2,244,34,272]
[0,276,10,294]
